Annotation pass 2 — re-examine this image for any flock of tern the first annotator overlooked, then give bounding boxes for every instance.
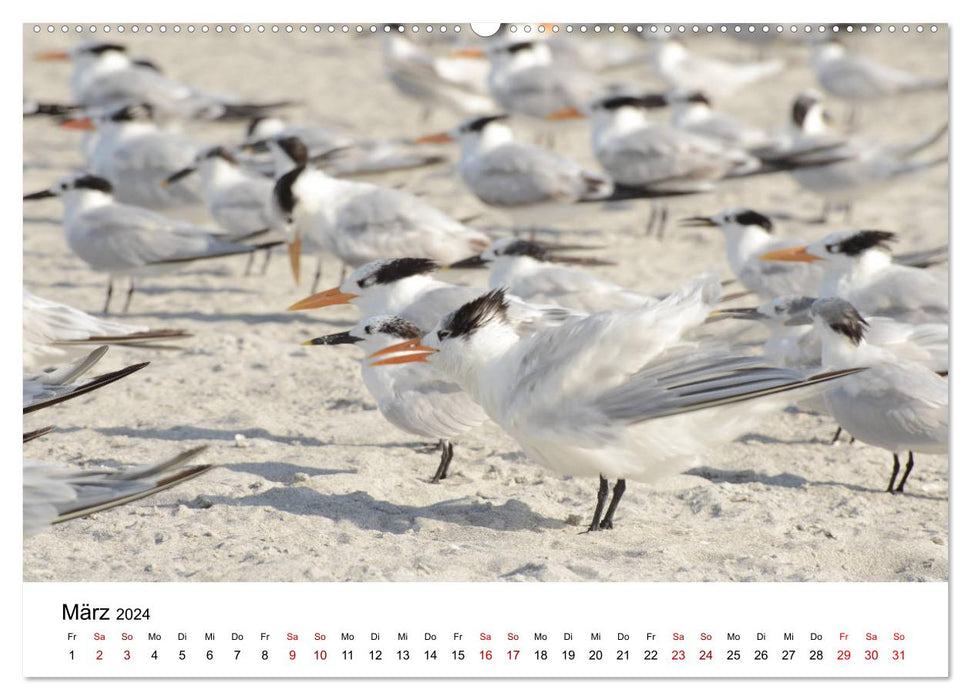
[23,26,948,537]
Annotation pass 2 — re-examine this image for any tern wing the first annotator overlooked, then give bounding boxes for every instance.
[24,446,213,535]
[24,358,149,414]
[466,143,603,206]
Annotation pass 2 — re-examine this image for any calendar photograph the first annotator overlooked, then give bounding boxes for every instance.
[22,21,948,594]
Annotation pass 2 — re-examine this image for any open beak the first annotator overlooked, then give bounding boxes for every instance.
[23,189,56,200]
[162,166,196,187]
[367,337,438,366]
[58,117,95,131]
[450,48,486,59]
[415,131,453,145]
[545,107,586,121]
[680,216,717,228]
[759,246,823,263]
[288,284,359,311]
[302,330,363,346]
[442,254,486,270]
[287,233,301,284]
[37,50,70,61]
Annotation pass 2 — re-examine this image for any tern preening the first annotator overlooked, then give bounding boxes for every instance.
[23,345,148,414]
[24,173,278,313]
[759,230,948,324]
[303,315,489,482]
[24,446,214,535]
[368,277,862,531]
[808,298,947,492]
[23,290,190,368]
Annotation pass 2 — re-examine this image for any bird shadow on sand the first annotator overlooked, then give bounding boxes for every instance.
[201,487,565,534]
[686,466,948,501]
[736,432,838,446]
[225,461,357,484]
[61,424,329,447]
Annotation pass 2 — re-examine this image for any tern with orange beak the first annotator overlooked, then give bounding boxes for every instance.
[302,316,489,483]
[24,174,278,313]
[369,278,863,532]
[65,102,202,208]
[267,135,490,292]
[759,230,947,324]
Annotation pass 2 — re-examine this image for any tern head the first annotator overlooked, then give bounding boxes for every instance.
[59,102,155,132]
[760,230,897,268]
[24,173,113,203]
[665,89,713,109]
[245,116,287,142]
[369,289,517,375]
[791,90,835,134]
[304,315,425,360]
[416,114,512,148]
[288,258,440,312]
[810,297,868,346]
[37,40,128,64]
[567,93,668,127]
[270,135,309,168]
[488,39,553,67]
[681,208,774,236]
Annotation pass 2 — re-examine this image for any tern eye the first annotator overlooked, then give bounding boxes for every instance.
[825,244,838,254]
[437,330,451,341]
[364,325,372,334]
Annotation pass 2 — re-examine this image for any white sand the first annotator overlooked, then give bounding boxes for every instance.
[23,27,948,582]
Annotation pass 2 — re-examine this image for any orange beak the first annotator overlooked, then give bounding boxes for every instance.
[37,50,70,61]
[287,233,301,284]
[287,285,359,311]
[367,337,438,366]
[415,132,454,144]
[451,48,486,59]
[759,246,824,263]
[545,107,585,121]
[58,117,95,131]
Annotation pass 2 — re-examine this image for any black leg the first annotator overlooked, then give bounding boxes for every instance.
[586,475,610,533]
[657,205,669,239]
[310,259,322,294]
[243,252,255,277]
[646,206,657,237]
[599,479,627,530]
[431,440,453,483]
[122,279,136,313]
[895,451,916,493]
[102,280,113,314]
[830,426,843,444]
[887,453,901,493]
[260,248,273,275]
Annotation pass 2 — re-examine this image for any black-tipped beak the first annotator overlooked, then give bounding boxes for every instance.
[23,189,56,200]
[162,166,196,187]
[708,307,767,322]
[302,331,364,346]
[443,254,487,270]
[680,216,717,228]
[243,139,269,154]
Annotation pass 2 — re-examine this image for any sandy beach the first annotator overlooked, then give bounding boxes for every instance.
[22,25,948,582]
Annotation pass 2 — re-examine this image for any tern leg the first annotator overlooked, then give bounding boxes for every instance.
[657,205,669,239]
[311,258,323,294]
[646,206,658,236]
[243,252,255,277]
[830,426,843,444]
[122,279,136,314]
[431,439,453,483]
[599,479,627,530]
[887,453,901,493]
[585,475,610,533]
[102,280,114,314]
[895,451,916,493]
[260,248,273,275]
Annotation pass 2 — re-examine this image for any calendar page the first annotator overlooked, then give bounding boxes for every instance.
[20,11,951,686]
